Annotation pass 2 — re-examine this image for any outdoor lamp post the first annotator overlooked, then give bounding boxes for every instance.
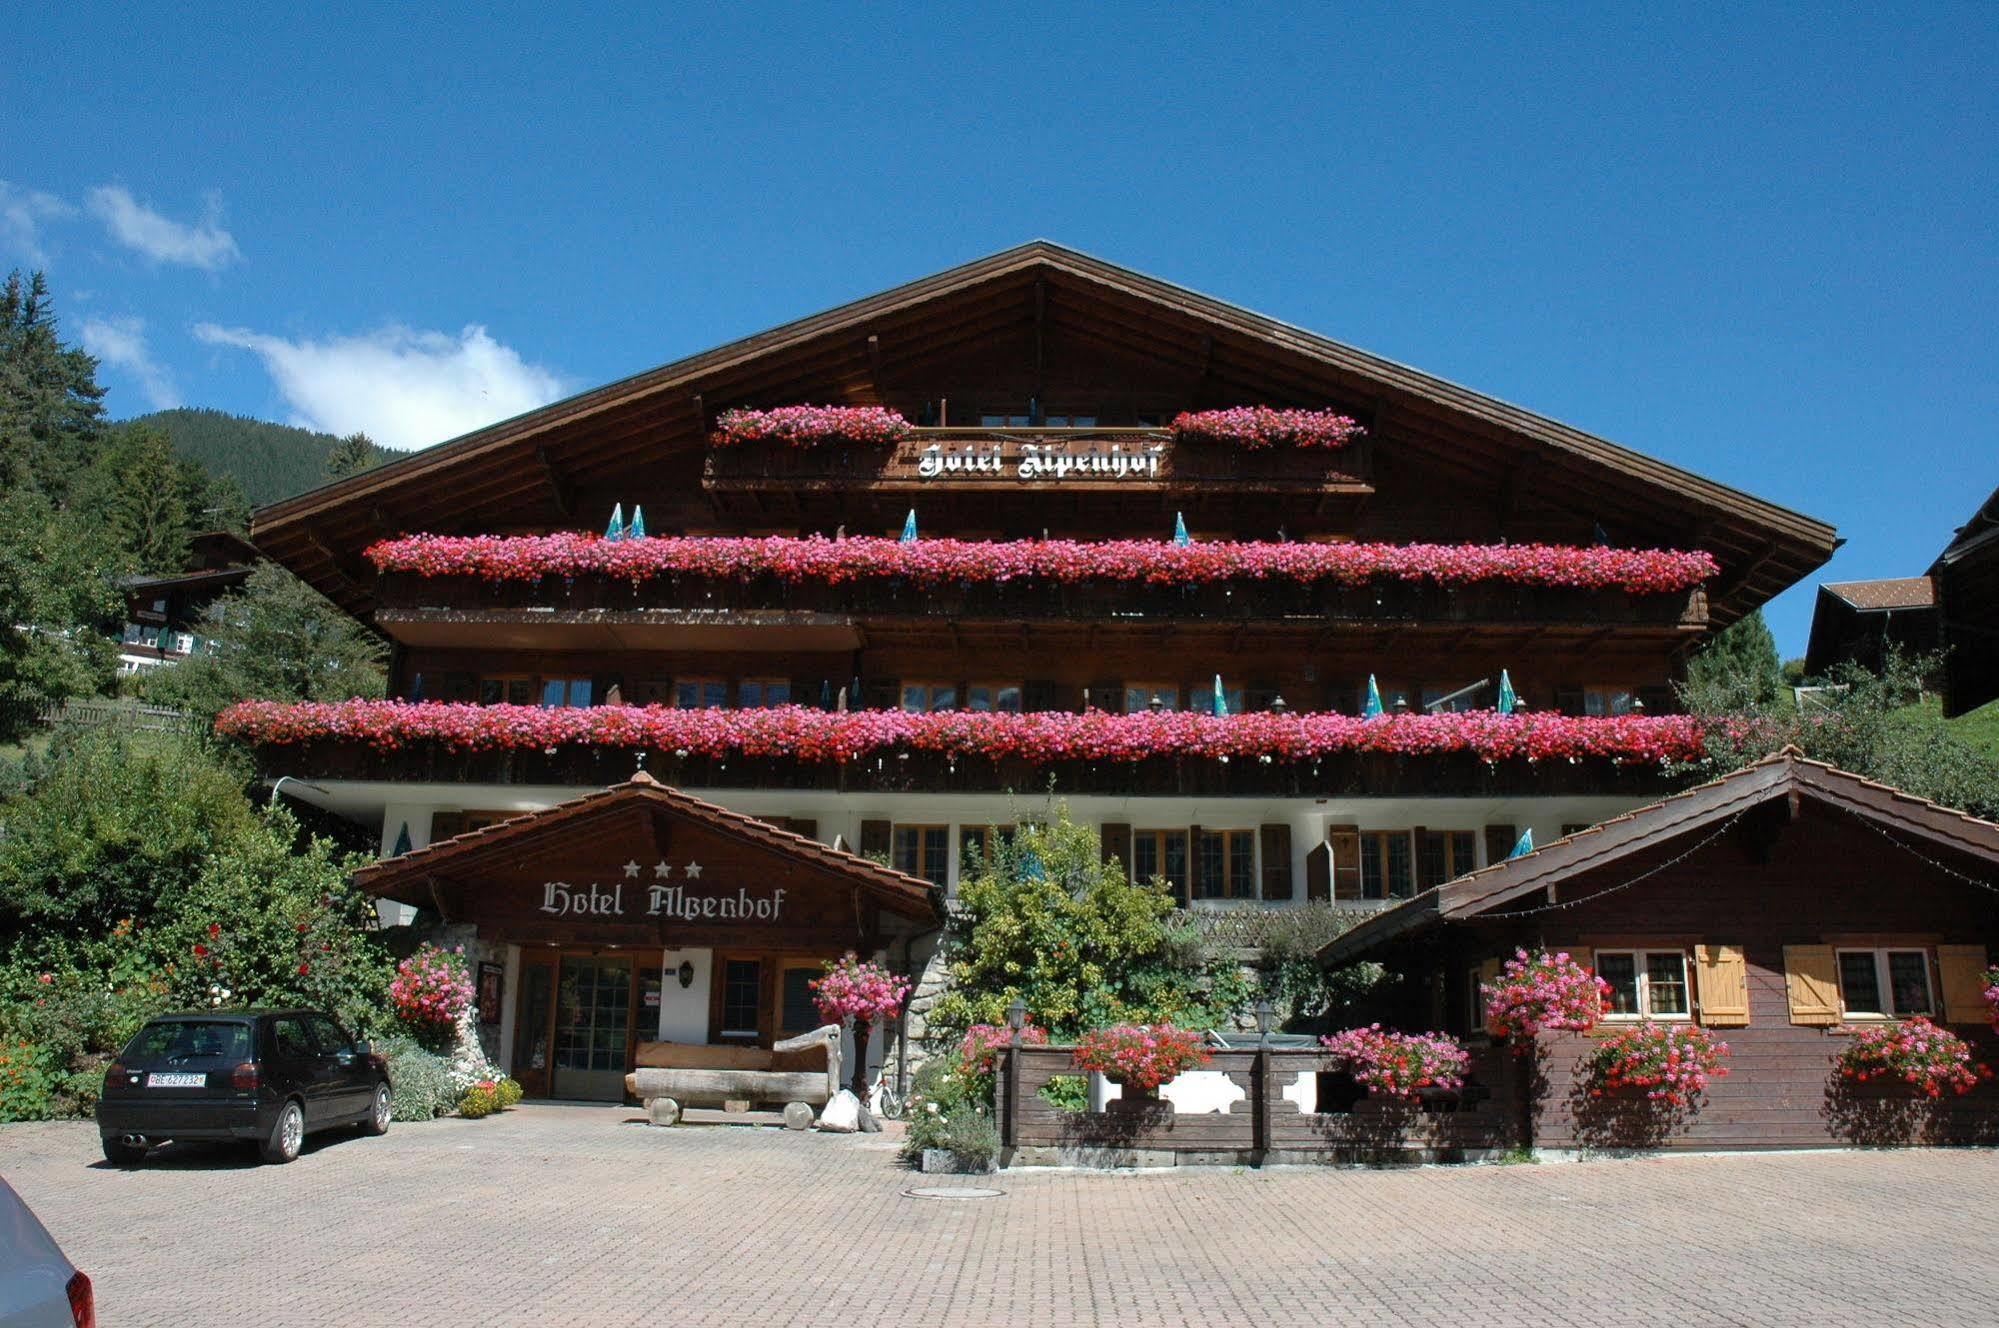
[1254,998,1273,1044]
[1006,997,1026,1045]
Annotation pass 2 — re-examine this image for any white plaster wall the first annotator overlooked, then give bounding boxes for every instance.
[656,947,712,1042]
[496,944,521,1074]
[373,803,434,926]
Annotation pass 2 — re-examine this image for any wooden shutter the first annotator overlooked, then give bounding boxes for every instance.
[1936,945,1992,1024]
[1483,824,1516,868]
[1327,824,1361,900]
[1694,944,1751,1027]
[859,820,891,860]
[1259,824,1292,901]
[1782,945,1842,1025]
[1305,841,1331,902]
[1099,822,1132,871]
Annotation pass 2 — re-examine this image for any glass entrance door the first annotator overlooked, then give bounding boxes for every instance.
[553,955,633,1100]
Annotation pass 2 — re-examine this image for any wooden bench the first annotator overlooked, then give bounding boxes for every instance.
[623,1024,844,1129]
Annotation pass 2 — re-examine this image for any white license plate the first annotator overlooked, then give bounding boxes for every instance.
[148,1072,206,1088]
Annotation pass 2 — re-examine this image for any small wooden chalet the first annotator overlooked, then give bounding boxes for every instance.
[1320,749,1999,1150]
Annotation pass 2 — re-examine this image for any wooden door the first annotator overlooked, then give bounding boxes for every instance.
[512,953,556,1098]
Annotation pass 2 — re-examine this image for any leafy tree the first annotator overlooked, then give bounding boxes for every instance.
[0,270,105,503]
[1681,609,1782,711]
[1681,648,1999,820]
[0,488,121,738]
[924,805,1249,1044]
[73,425,206,575]
[324,431,388,481]
[141,563,388,718]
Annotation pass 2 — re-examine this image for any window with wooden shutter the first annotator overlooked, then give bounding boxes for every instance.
[1326,825,1361,900]
[1099,822,1132,871]
[1693,944,1750,1026]
[1782,945,1842,1025]
[1259,824,1292,900]
[1935,945,1991,1024]
[1305,840,1331,902]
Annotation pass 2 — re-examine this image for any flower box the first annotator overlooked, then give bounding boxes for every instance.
[1170,407,1364,450]
[709,405,913,449]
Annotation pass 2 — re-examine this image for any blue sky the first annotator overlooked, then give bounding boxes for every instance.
[5,3,1993,655]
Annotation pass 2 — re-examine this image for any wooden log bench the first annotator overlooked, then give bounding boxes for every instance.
[623,1024,844,1130]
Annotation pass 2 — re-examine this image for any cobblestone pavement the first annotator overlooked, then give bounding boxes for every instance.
[5,1104,1997,1326]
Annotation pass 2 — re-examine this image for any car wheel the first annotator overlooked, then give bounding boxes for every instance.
[260,1100,305,1164]
[101,1136,148,1167]
[361,1082,391,1136]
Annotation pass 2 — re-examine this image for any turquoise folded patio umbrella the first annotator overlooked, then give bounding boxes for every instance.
[604,503,625,542]
[1211,674,1228,717]
[1509,827,1534,859]
[392,822,412,857]
[628,505,646,539]
[900,508,918,543]
[1173,511,1190,546]
[1497,669,1517,715]
[1363,674,1383,718]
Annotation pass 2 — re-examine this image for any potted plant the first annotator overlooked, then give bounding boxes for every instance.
[1071,1023,1208,1101]
[1583,1023,1730,1106]
[1320,1025,1470,1103]
[1169,407,1364,450]
[1836,1017,1989,1099]
[709,404,913,449]
[810,952,911,1096]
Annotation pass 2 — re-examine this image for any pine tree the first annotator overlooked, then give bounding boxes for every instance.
[324,431,387,481]
[1681,609,1782,711]
[75,425,200,575]
[0,270,106,503]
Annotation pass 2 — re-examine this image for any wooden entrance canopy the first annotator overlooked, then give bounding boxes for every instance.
[354,771,943,948]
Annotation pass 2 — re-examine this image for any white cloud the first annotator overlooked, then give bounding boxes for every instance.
[193,321,568,449]
[81,314,181,409]
[86,185,240,270]
[0,181,75,265]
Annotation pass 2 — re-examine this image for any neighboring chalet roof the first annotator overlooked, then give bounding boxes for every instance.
[353,770,943,919]
[1318,748,1999,966]
[118,565,254,598]
[1820,577,1936,611]
[250,240,1835,626]
[1932,484,1999,571]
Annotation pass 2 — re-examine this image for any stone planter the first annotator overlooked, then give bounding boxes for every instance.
[921,1147,998,1175]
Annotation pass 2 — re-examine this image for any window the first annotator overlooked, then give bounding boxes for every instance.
[269,1016,314,1061]
[778,962,825,1036]
[1419,831,1478,886]
[1124,684,1179,713]
[719,959,762,1039]
[1597,950,1691,1019]
[1190,683,1247,716]
[1359,832,1414,900]
[304,1014,352,1055]
[960,824,1015,868]
[1837,948,1933,1018]
[893,825,950,887]
[900,682,958,712]
[538,677,592,708]
[1043,413,1097,427]
[1131,830,1190,903]
[1584,688,1636,717]
[674,679,728,710]
[979,413,1031,427]
[479,676,534,706]
[965,683,1022,713]
[1194,829,1256,900]
[738,678,790,708]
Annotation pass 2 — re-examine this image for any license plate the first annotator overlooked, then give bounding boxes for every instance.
[149,1072,206,1088]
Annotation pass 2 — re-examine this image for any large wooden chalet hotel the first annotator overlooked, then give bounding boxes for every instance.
[228,243,1841,1102]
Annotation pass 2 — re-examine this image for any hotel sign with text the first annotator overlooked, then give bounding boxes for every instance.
[910,438,1165,483]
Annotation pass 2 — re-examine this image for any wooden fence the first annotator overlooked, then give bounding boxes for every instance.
[38,701,203,735]
[997,1042,1523,1167]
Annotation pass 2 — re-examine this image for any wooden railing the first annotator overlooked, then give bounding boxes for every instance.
[38,701,203,735]
[997,1042,1523,1166]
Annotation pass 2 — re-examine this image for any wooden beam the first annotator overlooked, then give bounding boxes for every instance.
[534,445,572,518]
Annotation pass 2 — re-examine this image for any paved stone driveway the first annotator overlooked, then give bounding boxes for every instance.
[5,1103,1998,1326]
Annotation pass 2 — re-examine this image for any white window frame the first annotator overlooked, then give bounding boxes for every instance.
[1835,947,1934,1019]
[1596,948,1692,1021]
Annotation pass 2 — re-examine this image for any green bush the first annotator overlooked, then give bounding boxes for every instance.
[1037,1074,1088,1113]
[495,1077,523,1108]
[0,1040,56,1121]
[457,1082,500,1118]
[381,1036,456,1121]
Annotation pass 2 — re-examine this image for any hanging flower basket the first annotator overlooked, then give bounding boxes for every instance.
[1583,1023,1730,1106]
[1319,1025,1470,1102]
[1482,949,1608,1042]
[1836,1017,1990,1099]
[808,952,910,1026]
[1072,1024,1208,1094]
[1170,407,1364,450]
[959,1022,1049,1077]
[710,405,913,449]
[1983,966,1999,1033]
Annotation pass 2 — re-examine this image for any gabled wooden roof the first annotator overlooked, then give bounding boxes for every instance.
[1318,747,1999,965]
[252,240,1835,623]
[353,770,942,918]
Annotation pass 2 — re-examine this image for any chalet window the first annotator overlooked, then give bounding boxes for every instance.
[965,683,1022,713]
[959,824,1016,868]
[1418,830,1478,887]
[719,959,762,1040]
[979,413,1031,427]
[1042,413,1097,427]
[538,677,592,708]
[1584,688,1637,717]
[738,678,790,708]
[900,683,957,713]
[893,825,951,887]
[1125,684,1180,713]
[1131,830,1190,903]
[1597,950,1691,1019]
[778,962,824,1037]
[1189,683,1246,716]
[1194,829,1256,900]
[674,679,728,710]
[1836,948,1933,1018]
[478,676,534,706]
[1358,831,1415,900]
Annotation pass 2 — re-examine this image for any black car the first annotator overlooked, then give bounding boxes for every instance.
[96,1009,391,1165]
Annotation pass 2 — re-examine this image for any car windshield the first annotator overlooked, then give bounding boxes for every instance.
[122,1020,253,1066]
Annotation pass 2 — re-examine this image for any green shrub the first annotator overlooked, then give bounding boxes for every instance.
[0,1040,55,1121]
[457,1082,500,1119]
[1037,1074,1088,1113]
[381,1036,456,1121]
[495,1077,523,1108]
